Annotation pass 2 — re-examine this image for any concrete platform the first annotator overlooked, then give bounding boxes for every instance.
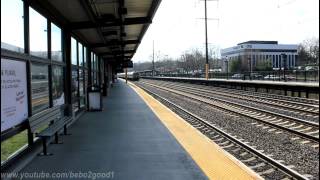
[18,80,207,180]
[142,76,319,87]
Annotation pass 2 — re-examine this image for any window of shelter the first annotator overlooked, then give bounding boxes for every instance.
[51,23,62,61]
[52,66,64,106]
[29,7,48,59]
[1,0,24,53]
[31,63,49,113]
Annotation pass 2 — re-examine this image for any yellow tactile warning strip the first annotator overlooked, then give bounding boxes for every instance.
[128,81,263,180]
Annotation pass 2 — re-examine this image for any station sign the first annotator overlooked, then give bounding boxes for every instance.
[1,58,28,132]
[122,60,133,68]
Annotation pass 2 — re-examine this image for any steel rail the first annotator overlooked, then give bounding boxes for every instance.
[150,80,319,115]
[140,81,319,143]
[136,84,309,180]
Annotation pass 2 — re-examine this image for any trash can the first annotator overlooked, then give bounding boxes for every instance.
[87,85,102,111]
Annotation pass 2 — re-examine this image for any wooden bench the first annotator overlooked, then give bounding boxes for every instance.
[28,105,72,156]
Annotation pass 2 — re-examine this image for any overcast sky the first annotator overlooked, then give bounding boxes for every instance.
[132,0,319,62]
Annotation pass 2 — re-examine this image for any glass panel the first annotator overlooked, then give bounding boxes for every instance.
[93,53,95,71]
[72,67,78,98]
[72,66,79,112]
[95,54,97,72]
[84,47,87,67]
[71,37,77,65]
[31,63,49,113]
[91,52,94,84]
[52,66,64,106]
[1,0,24,53]
[79,69,85,108]
[95,72,97,84]
[79,43,83,66]
[91,71,94,85]
[84,69,88,93]
[79,69,84,96]
[51,23,62,61]
[73,100,79,112]
[101,61,104,84]
[80,97,85,108]
[29,7,48,58]
[95,56,98,83]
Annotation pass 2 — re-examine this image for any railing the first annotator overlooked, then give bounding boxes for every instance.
[150,70,319,82]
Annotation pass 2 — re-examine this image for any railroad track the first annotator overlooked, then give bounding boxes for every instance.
[140,81,319,145]
[136,84,311,180]
[145,80,319,117]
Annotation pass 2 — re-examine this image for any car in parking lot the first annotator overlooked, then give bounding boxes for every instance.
[284,75,296,81]
[250,73,264,80]
[264,75,280,80]
[231,73,244,79]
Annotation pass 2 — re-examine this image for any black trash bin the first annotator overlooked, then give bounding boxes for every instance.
[87,85,102,111]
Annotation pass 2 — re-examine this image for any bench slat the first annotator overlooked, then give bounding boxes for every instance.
[36,116,72,137]
[29,112,62,132]
[28,105,66,133]
[37,120,66,137]
[29,106,61,120]
[29,110,61,126]
[29,108,61,125]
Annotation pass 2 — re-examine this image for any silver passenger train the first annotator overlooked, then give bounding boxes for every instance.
[117,71,140,81]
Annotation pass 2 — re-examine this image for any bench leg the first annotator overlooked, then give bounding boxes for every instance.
[38,137,53,156]
[63,125,72,135]
[51,132,63,144]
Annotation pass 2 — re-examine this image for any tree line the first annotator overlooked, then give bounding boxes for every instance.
[133,38,319,73]
[133,47,222,74]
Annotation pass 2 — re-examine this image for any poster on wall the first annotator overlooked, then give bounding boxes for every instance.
[1,58,28,133]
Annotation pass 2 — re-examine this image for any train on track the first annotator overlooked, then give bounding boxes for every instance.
[117,71,140,81]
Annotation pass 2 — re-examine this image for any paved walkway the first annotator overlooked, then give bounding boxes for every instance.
[19,80,207,180]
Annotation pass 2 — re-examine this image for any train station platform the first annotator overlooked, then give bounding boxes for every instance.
[142,76,319,99]
[17,80,260,180]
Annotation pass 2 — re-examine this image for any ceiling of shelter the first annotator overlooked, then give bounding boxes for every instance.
[32,0,161,63]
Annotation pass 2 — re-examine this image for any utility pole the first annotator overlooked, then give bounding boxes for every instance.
[281,53,287,82]
[197,0,219,79]
[249,48,252,80]
[225,57,229,79]
[204,0,209,80]
[152,40,155,76]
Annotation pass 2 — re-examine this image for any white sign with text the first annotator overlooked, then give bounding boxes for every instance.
[1,58,28,132]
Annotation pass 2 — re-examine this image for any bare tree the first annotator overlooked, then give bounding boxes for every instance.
[298,37,319,66]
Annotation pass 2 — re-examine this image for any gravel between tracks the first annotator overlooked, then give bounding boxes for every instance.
[136,82,319,180]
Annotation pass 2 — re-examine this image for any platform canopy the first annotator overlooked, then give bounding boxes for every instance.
[29,0,161,68]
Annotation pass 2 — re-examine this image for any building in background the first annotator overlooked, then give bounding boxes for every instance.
[221,41,298,72]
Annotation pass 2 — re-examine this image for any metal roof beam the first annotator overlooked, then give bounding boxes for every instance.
[70,17,151,30]
[79,0,106,44]
[100,50,135,56]
[102,31,118,36]
[91,40,140,48]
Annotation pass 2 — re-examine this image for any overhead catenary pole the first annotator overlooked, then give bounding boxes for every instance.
[204,0,209,80]
[152,40,155,76]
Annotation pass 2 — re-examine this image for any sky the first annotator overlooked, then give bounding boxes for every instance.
[132,0,319,62]
[1,0,318,63]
